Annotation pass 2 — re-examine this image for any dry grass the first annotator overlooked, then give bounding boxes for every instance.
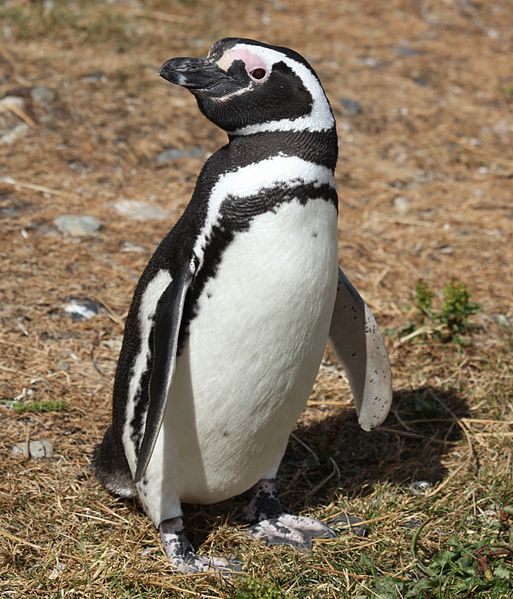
[1,0,512,597]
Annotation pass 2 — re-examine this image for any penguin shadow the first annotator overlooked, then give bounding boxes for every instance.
[276,385,472,513]
[176,385,470,548]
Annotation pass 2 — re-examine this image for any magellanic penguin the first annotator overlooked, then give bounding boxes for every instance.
[93,37,393,573]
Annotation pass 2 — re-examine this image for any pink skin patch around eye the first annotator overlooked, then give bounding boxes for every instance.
[217,48,269,79]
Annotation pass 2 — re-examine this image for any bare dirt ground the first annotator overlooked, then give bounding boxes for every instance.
[1,1,512,597]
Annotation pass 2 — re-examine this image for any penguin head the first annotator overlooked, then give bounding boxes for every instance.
[160,38,334,135]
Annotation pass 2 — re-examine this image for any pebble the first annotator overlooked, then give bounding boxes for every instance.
[81,70,107,83]
[0,199,31,217]
[54,215,101,236]
[63,297,101,320]
[414,76,429,87]
[0,122,29,145]
[408,480,433,495]
[339,97,363,116]
[12,439,54,459]
[121,240,147,253]
[30,85,56,105]
[114,199,168,221]
[155,146,205,165]
[393,45,421,57]
[327,513,368,537]
[492,314,512,328]
[393,195,410,214]
[0,95,31,144]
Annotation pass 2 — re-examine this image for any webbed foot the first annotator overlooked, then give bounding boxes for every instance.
[248,513,336,548]
[159,517,241,574]
[243,479,335,549]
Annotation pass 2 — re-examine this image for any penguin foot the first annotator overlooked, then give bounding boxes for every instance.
[159,517,241,574]
[248,513,336,549]
[243,479,335,549]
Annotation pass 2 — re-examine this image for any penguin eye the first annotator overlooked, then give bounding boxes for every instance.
[249,68,267,81]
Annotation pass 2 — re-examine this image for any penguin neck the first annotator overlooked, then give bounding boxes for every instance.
[226,127,338,172]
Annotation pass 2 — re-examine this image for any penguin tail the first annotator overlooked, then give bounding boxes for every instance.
[92,425,136,498]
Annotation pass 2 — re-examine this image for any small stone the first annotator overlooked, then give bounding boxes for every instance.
[339,97,363,116]
[0,199,31,217]
[492,314,512,328]
[0,95,31,144]
[0,122,29,145]
[68,159,92,174]
[439,245,454,254]
[393,45,421,57]
[81,70,107,83]
[393,195,410,214]
[114,199,168,221]
[54,215,101,236]
[155,146,205,165]
[414,76,429,87]
[121,240,147,253]
[327,513,368,537]
[12,439,53,458]
[30,85,56,105]
[63,297,101,321]
[48,562,66,580]
[401,517,423,529]
[408,480,433,495]
[361,56,380,68]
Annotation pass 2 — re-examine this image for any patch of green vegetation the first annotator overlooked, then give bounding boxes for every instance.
[356,512,513,598]
[12,400,68,413]
[234,577,286,598]
[395,279,480,343]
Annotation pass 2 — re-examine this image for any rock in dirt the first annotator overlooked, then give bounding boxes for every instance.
[12,439,54,458]
[492,314,512,328]
[327,513,368,537]
[121,240,147,253]
[30,85,56,106]
[393,195,410,214]
[54,214,101,236]
[408,480,433,495]
[80,70,107,83]
[393,45,421,57]
[113,199,168,221]
[155,146,205,165]
[63,297,101,320]
[339,97,363,115]
[0,95,31,144]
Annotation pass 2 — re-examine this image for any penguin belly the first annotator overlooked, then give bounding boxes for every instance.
[151,198,338,506]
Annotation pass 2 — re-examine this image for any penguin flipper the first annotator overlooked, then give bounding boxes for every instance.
[135,262,194,483]
[328,268,393,431]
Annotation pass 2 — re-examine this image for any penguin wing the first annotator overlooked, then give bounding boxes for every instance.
[135,261,194,483]
[328,268,393,431]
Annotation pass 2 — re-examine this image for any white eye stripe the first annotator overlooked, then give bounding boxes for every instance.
[229,44,334,135]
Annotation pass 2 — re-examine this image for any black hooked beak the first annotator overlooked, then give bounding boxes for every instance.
[159,57,226,90]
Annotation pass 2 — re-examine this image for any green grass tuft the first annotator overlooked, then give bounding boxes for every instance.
[12,400,68,413]
[410,279,481,342]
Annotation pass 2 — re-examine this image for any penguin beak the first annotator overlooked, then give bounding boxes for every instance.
[159,57,227,90]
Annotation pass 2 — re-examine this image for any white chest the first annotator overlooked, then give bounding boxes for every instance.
[155,197,338,504]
